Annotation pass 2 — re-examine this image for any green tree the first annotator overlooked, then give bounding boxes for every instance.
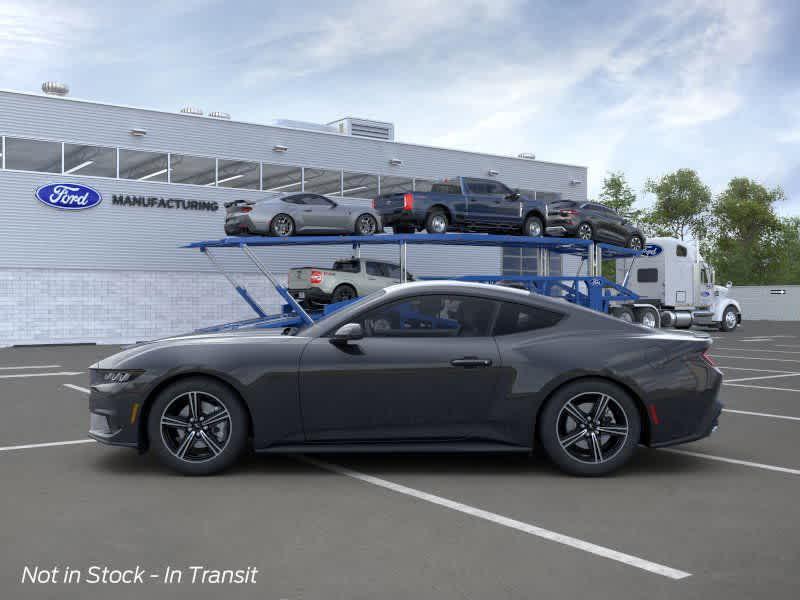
[705,178,787,284]
[643,169,712,240]
[598,171,641,221]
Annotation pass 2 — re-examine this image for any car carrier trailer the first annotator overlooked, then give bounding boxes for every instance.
[184,233,645,333]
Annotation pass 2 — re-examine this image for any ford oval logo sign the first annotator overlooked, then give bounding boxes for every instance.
[35,183,102,210]
[642,244,663,257]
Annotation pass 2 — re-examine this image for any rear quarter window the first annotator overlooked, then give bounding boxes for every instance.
[430,183,462,194]
[493,302,563,336]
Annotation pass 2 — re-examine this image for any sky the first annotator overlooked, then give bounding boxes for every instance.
[2,0,799,215]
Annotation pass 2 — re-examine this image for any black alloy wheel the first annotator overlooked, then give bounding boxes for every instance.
[355,214,378,235]
[148,377,248,475]
[270,214,295,237]
[628,235,644,250]
[332,284,357,303]
[577,222,594,240]
[539,379,640,476]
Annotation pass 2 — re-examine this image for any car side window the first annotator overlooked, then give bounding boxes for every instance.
[385,264,402,279]
[493,302,563,336]
[282,194,305,205]
[676,245,688,257]
[357,294,499,338]
[306,195,334,207]
[637,268,659,283]
[465,180,488,194]
[484,182,512,195]
[365,262,388,277]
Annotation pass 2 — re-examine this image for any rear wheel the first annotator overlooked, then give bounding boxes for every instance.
[147,377,249,475]
[635,306,659,328]
[611,306,635,323]
[719,306,738,332]
[331,284,357,303]
[523,215,544,237]
[538,379,640,476]
[270,213,295,237]
[355,213,378,235]
[425,209,449,234]
[577,222,594,240]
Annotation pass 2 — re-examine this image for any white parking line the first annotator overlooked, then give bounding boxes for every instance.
[299,456,691,580]
[63,384,91,394]
[660,449,800,476]
[725,383,800,393]
[725,373,800,383]
[0,439,95,453]
[0,364,62,370]
[711,355,800,363]
[717,366,796,374]
[714,347,800,355]
[0,371,82,379]
[723,409,800,422]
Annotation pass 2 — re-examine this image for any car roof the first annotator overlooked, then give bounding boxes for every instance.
[383,280,532,300]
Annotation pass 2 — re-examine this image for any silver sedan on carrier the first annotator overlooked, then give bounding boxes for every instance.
[224,192,383,237]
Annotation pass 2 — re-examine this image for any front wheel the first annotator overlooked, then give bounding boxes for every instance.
[523,215,544,237]
[147,377,249,475]
[538,379,641,476]
[719,306,738,332]
[355,213,379,235]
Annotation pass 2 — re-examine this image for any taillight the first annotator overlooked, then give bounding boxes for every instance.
[310,270,323,285]
[560,209,578,216]
[701,350,715,366]
[372,198,376,209]
[240,206,252,213]
[403,193,414,211]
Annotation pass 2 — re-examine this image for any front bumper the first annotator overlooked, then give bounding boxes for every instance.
[88,380,149,449]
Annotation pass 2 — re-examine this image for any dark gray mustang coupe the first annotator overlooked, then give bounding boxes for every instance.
[89,281,722,476]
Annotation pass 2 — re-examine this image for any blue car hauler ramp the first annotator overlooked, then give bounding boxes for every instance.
[185,233,641,331]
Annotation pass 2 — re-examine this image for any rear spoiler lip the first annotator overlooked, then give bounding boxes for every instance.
[223,199,257,209]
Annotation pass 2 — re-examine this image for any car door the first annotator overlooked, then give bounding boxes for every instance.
[362,261,393,294]
[298,293,503,442]
[585,204,616,243]
[302,194,342,231]
[599,205,628,244]
[484,180,521,227]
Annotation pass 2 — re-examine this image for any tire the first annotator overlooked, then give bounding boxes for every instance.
[611,306,635,324]
[719,306,738,332]
[425,209,449,234]
[627,235,644,250]
[634,306,659,328]
[269,214,295,237]
[355,213,379,236]
[331,284,357,303]
[147,376,249,475]
[523,215,544,237]
[576,222,594,240]
[538,379,641,476]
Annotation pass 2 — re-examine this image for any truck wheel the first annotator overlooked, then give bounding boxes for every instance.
[577,222,594,240]
[332,284,357,303]
[635,306,659,328]
[425,209,449,234]
[611,306,635,323]
[523,215,544,237]
[270,214,295,237]
[719,306,738,332]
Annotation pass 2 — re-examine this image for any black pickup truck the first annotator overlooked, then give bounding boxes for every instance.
[372,177,548,236]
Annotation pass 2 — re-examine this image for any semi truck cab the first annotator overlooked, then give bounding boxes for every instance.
[616,237,742,331]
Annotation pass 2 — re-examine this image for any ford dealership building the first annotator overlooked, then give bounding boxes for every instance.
[0,86,588,345]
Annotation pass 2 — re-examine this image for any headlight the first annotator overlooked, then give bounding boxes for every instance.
[90,369,144,385]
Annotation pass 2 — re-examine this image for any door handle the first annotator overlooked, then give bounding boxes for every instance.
[303,209,313,212]
[450,357,493,368]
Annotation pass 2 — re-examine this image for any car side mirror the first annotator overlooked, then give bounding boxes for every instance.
[331,323,363,344]
[506,191,521,201]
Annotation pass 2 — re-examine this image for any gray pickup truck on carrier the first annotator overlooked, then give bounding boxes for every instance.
[373,176,548,236]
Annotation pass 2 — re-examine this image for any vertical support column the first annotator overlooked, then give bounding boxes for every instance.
[352,242,361,258]
[61,142,65,174]
[587,242,597,276]
[594,243,604,278]
[400,242,408,283]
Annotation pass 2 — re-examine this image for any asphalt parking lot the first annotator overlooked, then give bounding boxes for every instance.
[1,322,799,599]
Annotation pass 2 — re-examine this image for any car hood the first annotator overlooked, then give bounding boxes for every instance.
[92,329,306,369]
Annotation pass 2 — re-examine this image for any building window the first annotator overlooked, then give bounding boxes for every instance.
[262,163,302,192]
[342,171,379,199]
[4,137,61,173]
[170,154,216,186]
[379,176,413,195]
[119,149,169,182]
[304,167,342,196]
[63,143,117,177]
[217,159,260,189]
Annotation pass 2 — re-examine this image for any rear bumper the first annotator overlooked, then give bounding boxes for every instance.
[546,220,579,236]
[377,208,425,227]
[289,287,332,305]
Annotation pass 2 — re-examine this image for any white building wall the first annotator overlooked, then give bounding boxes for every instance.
[728,285,800,321]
